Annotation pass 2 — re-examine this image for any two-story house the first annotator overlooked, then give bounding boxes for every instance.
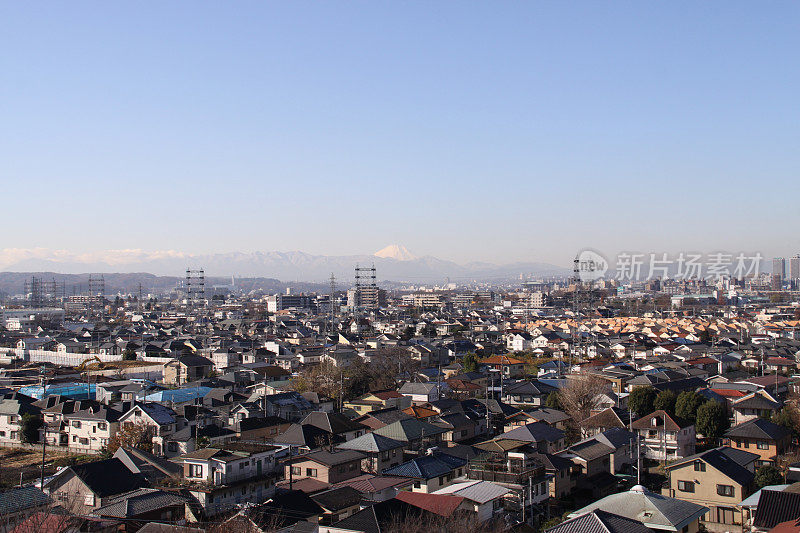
[336,432,405,474]
[162,355,214,386]
[631,410,695,460]
[723,417,791,467]
[172,442,286,516]
[117,403,182,456]
[284,449,365,486]
[664,446,759,532]
[383,451,468,493]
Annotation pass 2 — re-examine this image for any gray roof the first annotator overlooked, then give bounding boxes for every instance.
[433,480,511,504]
[93,488,188,518]
[0,486,50,516]
[725,418,791,441]
[501,421,565,444]
[373,418,446,442]
[569,486,708,531]
[337,432,405,453]
[548,509,654,533]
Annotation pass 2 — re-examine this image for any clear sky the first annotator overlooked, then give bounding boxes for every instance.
[1,2,798,266]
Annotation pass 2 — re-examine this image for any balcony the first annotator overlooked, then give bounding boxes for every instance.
[467,457,547,486]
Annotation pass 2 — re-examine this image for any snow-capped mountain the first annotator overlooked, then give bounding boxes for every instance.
[374,244,417,261]
[0,247,569,282]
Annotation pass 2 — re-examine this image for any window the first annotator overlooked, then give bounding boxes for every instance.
[291,466,301,476]
[716,507,735,524]
[757,442,770,450]
[189,464,204,478]
[743,440,750,449]
[306,468,317,477]
[168,442,178,452]
[694,461,706,472]
[717,485,735,497]
[239,462,245,470]
[677,480,695,493]
[439,476,446,485]
[71,421,81,428]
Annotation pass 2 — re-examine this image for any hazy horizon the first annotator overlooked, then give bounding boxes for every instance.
[2,3,799,264]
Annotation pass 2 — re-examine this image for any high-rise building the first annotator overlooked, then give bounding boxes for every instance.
[771,257,785,290]
[790,255,800,289]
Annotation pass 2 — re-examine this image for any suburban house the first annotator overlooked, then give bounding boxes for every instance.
[0,392,40,445]
[382,451,468,493]
[663,446,759,532]
[343,390,411,415]
[399,382,445,404]
[731,391,781,425]
[498,422,566,453]
[631,410,695,460]
[44,458,148,513]
[171,443,285,516]
[284,449,366,485]
[569,485,708,533]
[432,480,512,522]
[163,355,214,386]
[723,417,791,466]
[336,432,405,474]
[117,403,181,456]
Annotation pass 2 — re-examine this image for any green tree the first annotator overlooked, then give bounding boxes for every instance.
[754,465,783,488]
[696,400,729,441]
[675,391,706,423]
[20,413,42,444]
[545,391,562,410]
[654,390,678,415]
[122,347,137,361]
[772,406,800,440]
[462,353,479,373]
[629,386,657,417]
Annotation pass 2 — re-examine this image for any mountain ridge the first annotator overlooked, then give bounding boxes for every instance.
[0,248,570,282]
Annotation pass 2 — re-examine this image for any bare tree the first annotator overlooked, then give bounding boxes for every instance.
[107,420,155,454]
[557,374,610,438]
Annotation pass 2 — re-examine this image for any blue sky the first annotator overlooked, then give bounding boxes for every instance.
[1,2,798,266]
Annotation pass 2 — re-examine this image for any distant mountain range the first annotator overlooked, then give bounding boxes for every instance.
[0,246,570,283]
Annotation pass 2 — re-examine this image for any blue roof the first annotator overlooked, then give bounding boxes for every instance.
[383,452,467,480]
[142,386,212,403]
[18,383,95,400]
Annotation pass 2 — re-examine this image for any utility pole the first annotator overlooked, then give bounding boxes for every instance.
[39,365,48,489]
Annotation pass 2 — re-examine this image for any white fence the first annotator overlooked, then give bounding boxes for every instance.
[0,348,122,367]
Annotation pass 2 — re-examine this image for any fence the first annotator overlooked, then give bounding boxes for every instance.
[0,348,123,367]
[0,441,101,455]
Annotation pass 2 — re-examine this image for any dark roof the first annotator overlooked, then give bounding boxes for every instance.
[310,486,363,512]
[667,447,758,486]
[276,424,344,448]
[0,486,50,516]
[93,488,188,518]
[500,421,565,443]
[246,490,324,529]
[302,412,367,435]
[337,432,405,453]
[753,489,800,529]
[288,449,365,467]
[581,408,626,430]
[382,452,467,480]
[63,458,148,498]
[333,498,431,533]
[725,417,791,441]
[547,509,654,533]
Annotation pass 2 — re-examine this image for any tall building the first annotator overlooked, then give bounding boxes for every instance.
[790,255,800,289]
[771,257,785,290]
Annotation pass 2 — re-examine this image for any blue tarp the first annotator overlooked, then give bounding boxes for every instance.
[141,386,212,403]
[19,383,96,400]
